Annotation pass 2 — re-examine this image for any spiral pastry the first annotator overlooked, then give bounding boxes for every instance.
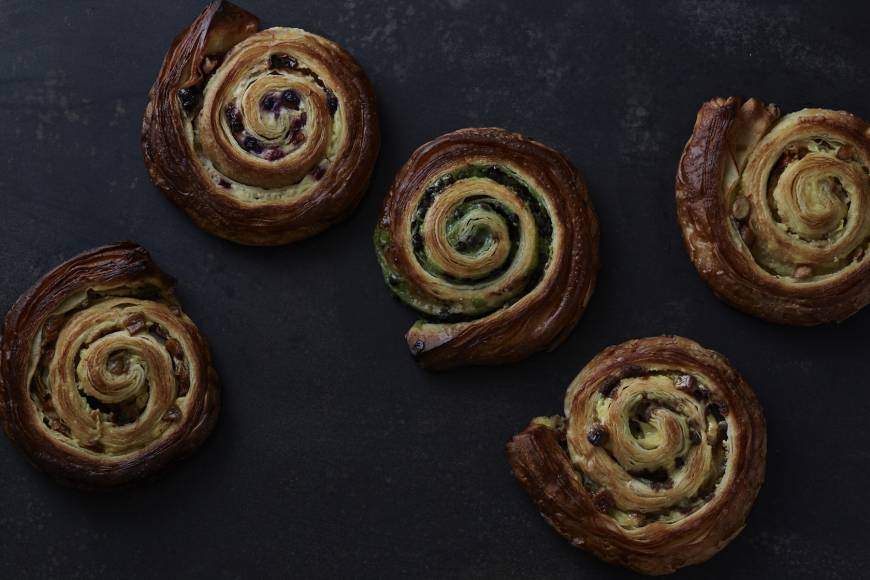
[375,128,599,369]
[142,1,379,245]
[0,243,219,489]
[507,336,765,575]
[676,97,870,324]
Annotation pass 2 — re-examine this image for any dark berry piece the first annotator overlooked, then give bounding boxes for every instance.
[263,148,287,161]
[689,430,702,446]
[243,136,263,154]
[290,111,308,130]
[324,88,338,114]
[218,179,231,189]
[311,165,326,180]
[282,89,301,109]
[674,456,685,469]
[177,87,199,112]
[291,131,306,145]
[225,105,244,132]
[586,424,609,446]
[411,339,425,354]
[269,53,298,69]
[261,95,278,112]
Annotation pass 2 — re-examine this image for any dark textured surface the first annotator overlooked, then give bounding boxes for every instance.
[0,0,867,578]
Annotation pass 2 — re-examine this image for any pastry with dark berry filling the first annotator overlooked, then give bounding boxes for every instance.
[142,1,379,245]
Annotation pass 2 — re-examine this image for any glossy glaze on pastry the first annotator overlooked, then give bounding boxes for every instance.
[507,336,766,575]
[677,97,870,324]
[375,128,599,369]
[0,243,219,489]
[142,1,380,245]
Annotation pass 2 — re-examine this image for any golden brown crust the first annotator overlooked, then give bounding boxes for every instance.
[142,1,380,245]
[374,127,599,370]
[676,96,870,324]
[0,243,219,490]
[507,336,766,575]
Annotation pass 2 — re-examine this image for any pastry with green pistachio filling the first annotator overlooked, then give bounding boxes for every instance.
[374,127,599,370]
[508,336,766,575]
[677,96,870,324]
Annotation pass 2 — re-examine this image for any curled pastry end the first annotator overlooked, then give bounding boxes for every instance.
[142,1,380,245]
[676,96,870,324]
[507,336,766,575]
[0,242,219,489]
[375,128,599,370]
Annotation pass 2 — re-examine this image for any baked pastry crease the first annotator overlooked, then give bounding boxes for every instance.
[677,96,870,324]
[0,243,219,489]
[142,1,380,245]
[507,336,766,575]
[375,128,599,369]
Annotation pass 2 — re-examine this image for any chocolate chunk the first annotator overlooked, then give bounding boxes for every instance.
[621,365,647,378]
[177,87,199,112]
[731,196,751,220]
[218,179,232,188]
[269,53,298,69]
[793,264,813,279]
[689,430,702,446]
[674,374,696,391]
[674,456,685,469]
[124,313,146,335]
[598,376,621,398]
[675,374,709,401]
[325,88,338,115]
[107,353,128,375]
[836,145,854,161]
[586,424,609,446]
[164,338,183,359]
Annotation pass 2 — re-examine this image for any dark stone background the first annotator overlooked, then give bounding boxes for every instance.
[0,0,867,578]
